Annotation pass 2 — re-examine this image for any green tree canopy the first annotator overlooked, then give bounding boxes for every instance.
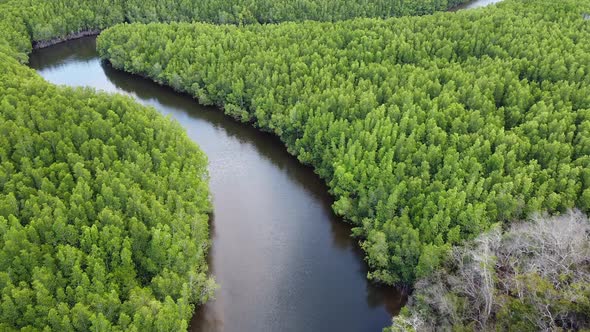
[98,0,590,285]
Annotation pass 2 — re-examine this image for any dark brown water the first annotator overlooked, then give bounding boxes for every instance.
[29,37,406,332]
[28,0,500,326]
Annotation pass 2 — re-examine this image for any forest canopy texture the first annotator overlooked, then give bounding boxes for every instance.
[97,0,590,285]
[0,0,469,64]
[0,0,589,330]
[0,0,474,330]
[0,0,247,330]
[0,57,214,331]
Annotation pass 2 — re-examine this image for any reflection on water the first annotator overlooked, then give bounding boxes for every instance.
[450,0,504,11]
[30,37,406,332]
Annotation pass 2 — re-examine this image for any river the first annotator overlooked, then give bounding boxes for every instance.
[27,0,504,329]
[29,37,405,332]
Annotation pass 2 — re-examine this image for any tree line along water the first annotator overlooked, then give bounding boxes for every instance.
[1,0,590,330]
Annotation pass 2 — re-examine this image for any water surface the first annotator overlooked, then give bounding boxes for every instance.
[29,37,405,332]
[451,0,504,11]
[28,0,500,326]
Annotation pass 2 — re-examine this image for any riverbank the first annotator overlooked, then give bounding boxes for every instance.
[32,29,101,49]
[28,0,497,51]
[29,36,405,332]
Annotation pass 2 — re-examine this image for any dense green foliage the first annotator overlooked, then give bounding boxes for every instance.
[0,0,473,330]
[98,0,590,285]
[0,0,467,63]
[0,0,227,330]
[122,0,470,24]
[390,210,590,331]
[0,52,215,331]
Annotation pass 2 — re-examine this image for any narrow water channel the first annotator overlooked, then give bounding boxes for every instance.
[29,37,405,332]
[27,0,504,328]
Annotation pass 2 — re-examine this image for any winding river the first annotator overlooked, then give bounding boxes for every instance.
[28,1,502,330]
[29,38,405,332]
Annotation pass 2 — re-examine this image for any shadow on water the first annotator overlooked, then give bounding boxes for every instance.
[28,37,99,68]
[100,57,408,331]
[21,1,504,328]
[30,36,406,332]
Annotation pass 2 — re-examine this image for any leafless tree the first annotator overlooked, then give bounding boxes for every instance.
[390,210,590,332]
